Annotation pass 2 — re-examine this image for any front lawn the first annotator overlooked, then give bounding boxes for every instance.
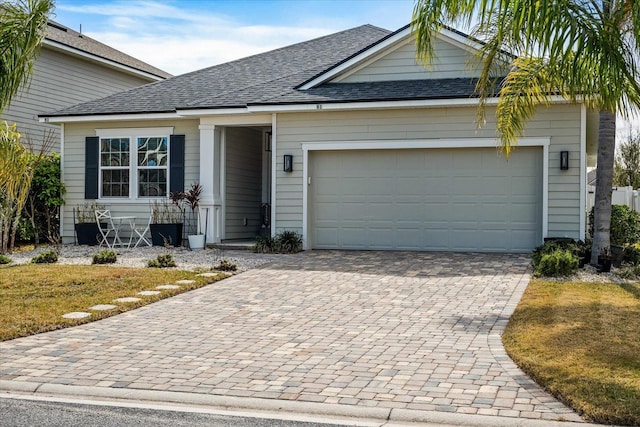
[503,279,640,425]
[0,264,225,341]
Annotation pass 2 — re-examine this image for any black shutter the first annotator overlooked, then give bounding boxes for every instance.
[169,134,185,194]
[85,136,99,199]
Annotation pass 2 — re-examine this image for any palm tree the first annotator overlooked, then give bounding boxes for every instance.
[0,0,53,113]
[412,0,640,264]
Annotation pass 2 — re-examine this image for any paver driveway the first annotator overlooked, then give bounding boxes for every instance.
[0,251,581,422]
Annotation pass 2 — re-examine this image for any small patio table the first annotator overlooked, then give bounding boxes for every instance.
[110,216,136,248]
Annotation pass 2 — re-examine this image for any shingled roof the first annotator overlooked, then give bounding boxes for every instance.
[45,21,172,80]
[42,24,488,118]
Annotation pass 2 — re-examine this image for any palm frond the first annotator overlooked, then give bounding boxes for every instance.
[495,57,566,158]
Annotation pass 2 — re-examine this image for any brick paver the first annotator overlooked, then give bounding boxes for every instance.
[0,251,582,422]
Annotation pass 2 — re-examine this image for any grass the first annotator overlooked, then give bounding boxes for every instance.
[503,279,640,425]
[0,264,226,342]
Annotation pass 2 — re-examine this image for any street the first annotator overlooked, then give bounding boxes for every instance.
[0,396,355,427]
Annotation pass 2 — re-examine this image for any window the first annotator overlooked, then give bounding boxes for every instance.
[100,138,130,197]
[137,136,168,197]
[94,128,178,199]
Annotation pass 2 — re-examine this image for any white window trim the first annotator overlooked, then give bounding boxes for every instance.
[95,127,174,201]
[301,137,550,250]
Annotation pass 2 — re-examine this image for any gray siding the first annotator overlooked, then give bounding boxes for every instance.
[225,127,263,239]
[337,37,479,83]
[275,103,583,240]
[61,119,200,243]
[0,47,153,151]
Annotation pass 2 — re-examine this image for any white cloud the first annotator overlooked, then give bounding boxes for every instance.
[58,1,228,26]
[58,0,341,74]
[86,24,334,75]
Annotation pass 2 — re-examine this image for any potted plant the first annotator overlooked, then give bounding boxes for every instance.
[149,194,184,247]
[73,202,105,245]
[184,183,205,250]
[596,247,613,273]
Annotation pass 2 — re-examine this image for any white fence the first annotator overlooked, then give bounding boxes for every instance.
[587,185,640,212]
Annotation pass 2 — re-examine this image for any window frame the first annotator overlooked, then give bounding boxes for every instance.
[95,127,174,201]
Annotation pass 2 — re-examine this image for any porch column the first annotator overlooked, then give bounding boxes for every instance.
[199,124,222,244]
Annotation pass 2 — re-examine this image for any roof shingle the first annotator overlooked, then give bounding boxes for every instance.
[42,24,491,118]
[45,20,172,79]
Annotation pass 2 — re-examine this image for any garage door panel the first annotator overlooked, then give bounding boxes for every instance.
[314,228,339,247]
[453,177,481,194]
[423,231,450,250]
[310,147,542,252]
[512,210,538,223]
[482,178,509,194]
[423,181,451,195]
[479,205,509,221]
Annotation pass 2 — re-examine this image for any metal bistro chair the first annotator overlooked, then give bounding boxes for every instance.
[95,210,122,248]
[133,216,152,248]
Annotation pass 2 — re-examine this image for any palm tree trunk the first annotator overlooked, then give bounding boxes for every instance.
[590,109,616,265]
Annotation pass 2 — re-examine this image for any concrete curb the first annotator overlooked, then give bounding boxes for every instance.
[0,380,594,427]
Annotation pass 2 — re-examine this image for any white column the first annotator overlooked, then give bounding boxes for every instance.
[270,113,277,237]
[199,124,222,243]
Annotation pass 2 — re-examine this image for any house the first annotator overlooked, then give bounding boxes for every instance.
[41,24,598,252]
[1,20,171,151]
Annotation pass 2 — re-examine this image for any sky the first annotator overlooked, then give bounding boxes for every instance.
[53,0,416,75]
[51,0,638,136]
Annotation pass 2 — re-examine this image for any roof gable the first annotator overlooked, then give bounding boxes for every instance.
[298,25,487,89]
[333,35,480,83]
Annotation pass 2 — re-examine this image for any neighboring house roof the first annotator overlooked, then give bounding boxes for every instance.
[44,20,172,80]
[42,24,495,118]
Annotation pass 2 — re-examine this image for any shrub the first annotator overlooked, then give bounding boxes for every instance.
[589,205,640,245]
[253,235,277,253]
[92,249,117,265]
[31,249,58,264]
[147,253,176,268]
[534,249,579,277]
[277,230,303,253]
[624,243,640,265]
[21,153,66,246]
[617,264,640,280]
[0,254,11,264]
[253,231,303,254]
[214,258,237,272]
[611,205,640,245]
[532,240,580,268]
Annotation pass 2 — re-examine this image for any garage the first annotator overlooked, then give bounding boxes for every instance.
[308,146,542,252]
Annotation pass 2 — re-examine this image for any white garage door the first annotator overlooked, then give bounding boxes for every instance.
[309,147,542,252]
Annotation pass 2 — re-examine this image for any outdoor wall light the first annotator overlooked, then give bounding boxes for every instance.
[560,151,569,170]
[283,154,293,172]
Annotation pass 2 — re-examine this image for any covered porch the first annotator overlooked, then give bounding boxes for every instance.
[198,115,273,245]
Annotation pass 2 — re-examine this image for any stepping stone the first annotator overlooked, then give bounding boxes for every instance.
[114,297,141,303]
[156,285,180,290]
[138,290,161,296]
[197,273,217,277]
[90,304,117,311]
[62,312,91,319]
[176,279,196,285]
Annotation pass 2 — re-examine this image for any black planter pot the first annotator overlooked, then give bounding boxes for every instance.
[74,223,101,246]
[578,250,591,268]
[597,256,612,273]
[150,223,183,247]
